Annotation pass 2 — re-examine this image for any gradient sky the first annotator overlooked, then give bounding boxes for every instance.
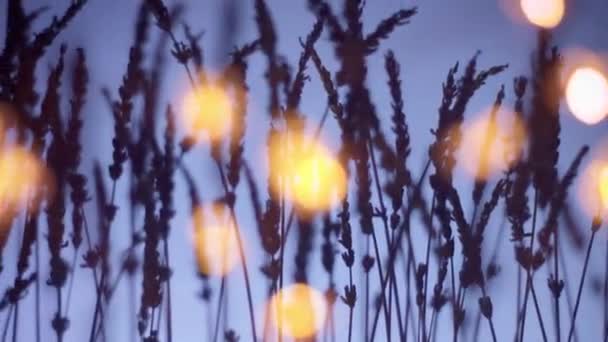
[1,0,608,341]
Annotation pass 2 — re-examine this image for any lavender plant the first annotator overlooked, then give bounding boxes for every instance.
[0,1,606,342]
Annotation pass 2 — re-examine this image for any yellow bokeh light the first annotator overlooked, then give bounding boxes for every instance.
[599,165,608,210]
[520,0,564,28]
[577,158,608,219]
[565,67,608,125]
[269,132,347,212]
[181,83,233,143]
[0,146,51,217]
[458,110,527,181]
[267,284,327,339]
[191,204,240,277]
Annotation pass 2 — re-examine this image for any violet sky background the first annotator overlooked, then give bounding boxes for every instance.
[1,0,608,341]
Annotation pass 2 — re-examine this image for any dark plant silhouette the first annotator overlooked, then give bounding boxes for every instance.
[0,1,605,342]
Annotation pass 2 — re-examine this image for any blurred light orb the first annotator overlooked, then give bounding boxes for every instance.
[577,159,608,218]
[290,148,347,211]
[269,132,347,212]
[599,165,608,210]
[459,111,526,181]
[181,83,233,143]
[267,284,327,339]
[565,67,608,125]
[520,0,564,28]
[191,205,240,276]
[0,147,50,213]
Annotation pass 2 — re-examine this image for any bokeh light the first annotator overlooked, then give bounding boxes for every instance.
[180,82,233,143]
[458,109,527,181]
[599,165,608,210]
[269,132,347,212]
[191,204,240,277]
[520,0,565,28]
[577,157,608,219]
[267,284,327,339]
[0,146,52,218]
[565,67,608,125]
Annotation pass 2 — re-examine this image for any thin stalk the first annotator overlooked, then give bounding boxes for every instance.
[101,244,144,304]
[11,302,17,342]
[450,254,457,342]
[476,299,490,342]
[419,232,432,342]
[390,259,406,341]
[56,288,63,342]
[404,248,411,342]
[404,247,412,342]
[214,225,232,342]
[129,263,136,342]
[515,267,522,342]
[427,311,437,342]
[222,278,230,332]
[212,278,226,342]
[128,177,137,342]
[455,287,468,342]
[262,277,276,341]
[84,209,109,342]
[388,262,394,339]
[372,160,427,341]
[206,292,213,342]
[348,268,354,342]
[35,224,41,342]
[365,238,370,341]
[10,213,29,342]
[480,286,498,342]
[371,160,429,341]
[473,218,507,341]
[90,276,109,341]
[432,319,439,342]
[567,229,598,342]
[368,138,406,341]
[163,239,173,342]
[64,250,79,316]
[89,271,106,342]
[526,257,549,341]
[420,196,436,342]
[214,161,257,341]
[472,296,484,339]
[155,292,164,334]
[2,305,14,342]
[553,225,561,342]
[64,206,94,320]
[329,299,336,342]
[519,190,548,342]
[81,208,101,289]
[557,234,579,342]
[370,230,391,341]
[90,178,118,342]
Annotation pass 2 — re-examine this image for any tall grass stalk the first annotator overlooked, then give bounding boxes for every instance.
[567,217,601,342]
